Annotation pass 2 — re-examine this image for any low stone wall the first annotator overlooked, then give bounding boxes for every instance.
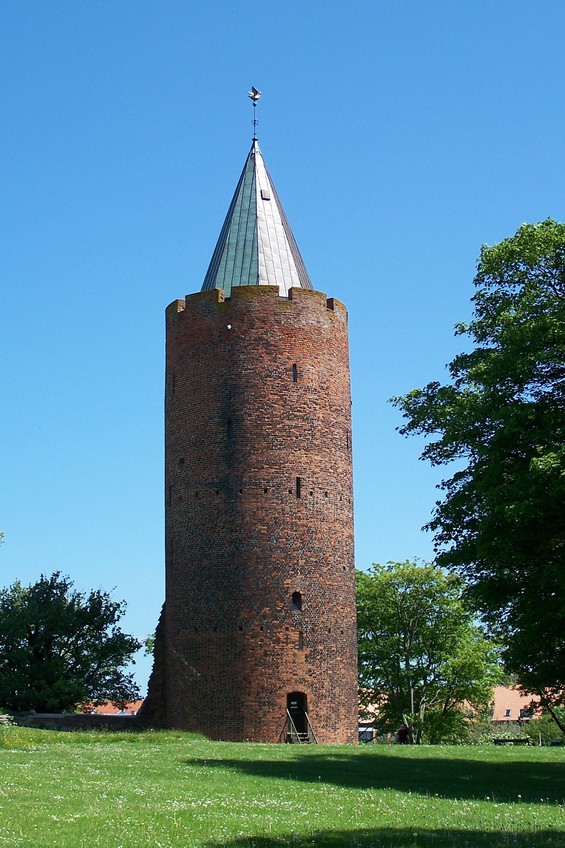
[12,713,138,732]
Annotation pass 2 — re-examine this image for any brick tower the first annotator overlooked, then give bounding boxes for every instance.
[141,135,358,743]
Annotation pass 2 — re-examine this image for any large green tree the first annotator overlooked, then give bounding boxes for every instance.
[357,561,501,743]
[391,221,565,721]
[0,572,141,713]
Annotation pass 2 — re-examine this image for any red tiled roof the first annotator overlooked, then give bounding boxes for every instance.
[83,700,144,715]
[491,686,539,722]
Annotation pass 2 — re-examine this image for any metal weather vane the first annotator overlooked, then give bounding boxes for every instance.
[248,86,261,139]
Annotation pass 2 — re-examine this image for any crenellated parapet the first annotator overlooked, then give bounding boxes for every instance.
[166,285,348,321]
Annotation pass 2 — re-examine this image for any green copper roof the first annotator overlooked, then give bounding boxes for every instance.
[201,140,313,296]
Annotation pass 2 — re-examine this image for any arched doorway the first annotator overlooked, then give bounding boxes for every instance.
[287,692,308,735]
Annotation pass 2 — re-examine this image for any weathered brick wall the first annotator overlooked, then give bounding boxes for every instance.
[153,284,357,742]
[136,603,167,728]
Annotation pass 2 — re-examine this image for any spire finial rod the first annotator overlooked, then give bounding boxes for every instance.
[248,86,261,140]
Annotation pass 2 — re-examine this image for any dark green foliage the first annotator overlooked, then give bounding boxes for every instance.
[143,632,156,656]
[422,706,473,745]
[525,708,565,746]
[0,572,141,712]
[357,561,501,744]
[391,221,565,707]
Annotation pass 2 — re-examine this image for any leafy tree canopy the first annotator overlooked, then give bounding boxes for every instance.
[0,572,141,713]
[143,632,156,657]
[391,221,565,707]
[357,561,501,744]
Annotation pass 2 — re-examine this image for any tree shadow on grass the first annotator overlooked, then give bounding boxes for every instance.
[199,826,565,848]
[184,750,565,804]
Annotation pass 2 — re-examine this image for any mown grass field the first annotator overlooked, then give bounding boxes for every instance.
[0,727,563,848]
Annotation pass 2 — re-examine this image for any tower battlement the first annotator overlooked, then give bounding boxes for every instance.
[166,285,348,322]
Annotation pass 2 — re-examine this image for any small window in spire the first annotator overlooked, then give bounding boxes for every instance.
[260,188,271,201]
[292,363,298,383]
[292,592,303,612]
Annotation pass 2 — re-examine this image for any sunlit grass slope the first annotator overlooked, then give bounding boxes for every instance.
[0,727,564,847]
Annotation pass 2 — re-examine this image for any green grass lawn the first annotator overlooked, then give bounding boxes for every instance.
[0,727,563,848]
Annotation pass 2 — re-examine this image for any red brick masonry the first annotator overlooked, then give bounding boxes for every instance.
[140,286,358,742]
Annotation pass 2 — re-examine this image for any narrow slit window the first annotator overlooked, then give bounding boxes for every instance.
[298,631,304,650]
[292,363,298,383]
[296,477,301,498]
[292,591,303,612]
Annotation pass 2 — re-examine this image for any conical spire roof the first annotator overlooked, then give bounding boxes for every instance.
[201,140,313,296]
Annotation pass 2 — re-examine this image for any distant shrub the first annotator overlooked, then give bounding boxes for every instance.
[465,719,529,745]
[421,709,472,744]
[524,710,565,746]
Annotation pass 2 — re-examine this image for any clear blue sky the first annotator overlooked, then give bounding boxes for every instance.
[2,1,564,691]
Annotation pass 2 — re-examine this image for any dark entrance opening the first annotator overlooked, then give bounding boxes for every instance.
[287,692,308,735]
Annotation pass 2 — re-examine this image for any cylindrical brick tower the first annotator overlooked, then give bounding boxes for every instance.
[142,138,357,743]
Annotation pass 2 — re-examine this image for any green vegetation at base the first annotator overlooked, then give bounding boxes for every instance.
[0,728,563,848]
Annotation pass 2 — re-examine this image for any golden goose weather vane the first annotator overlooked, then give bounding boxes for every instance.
[248,86,261,140]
